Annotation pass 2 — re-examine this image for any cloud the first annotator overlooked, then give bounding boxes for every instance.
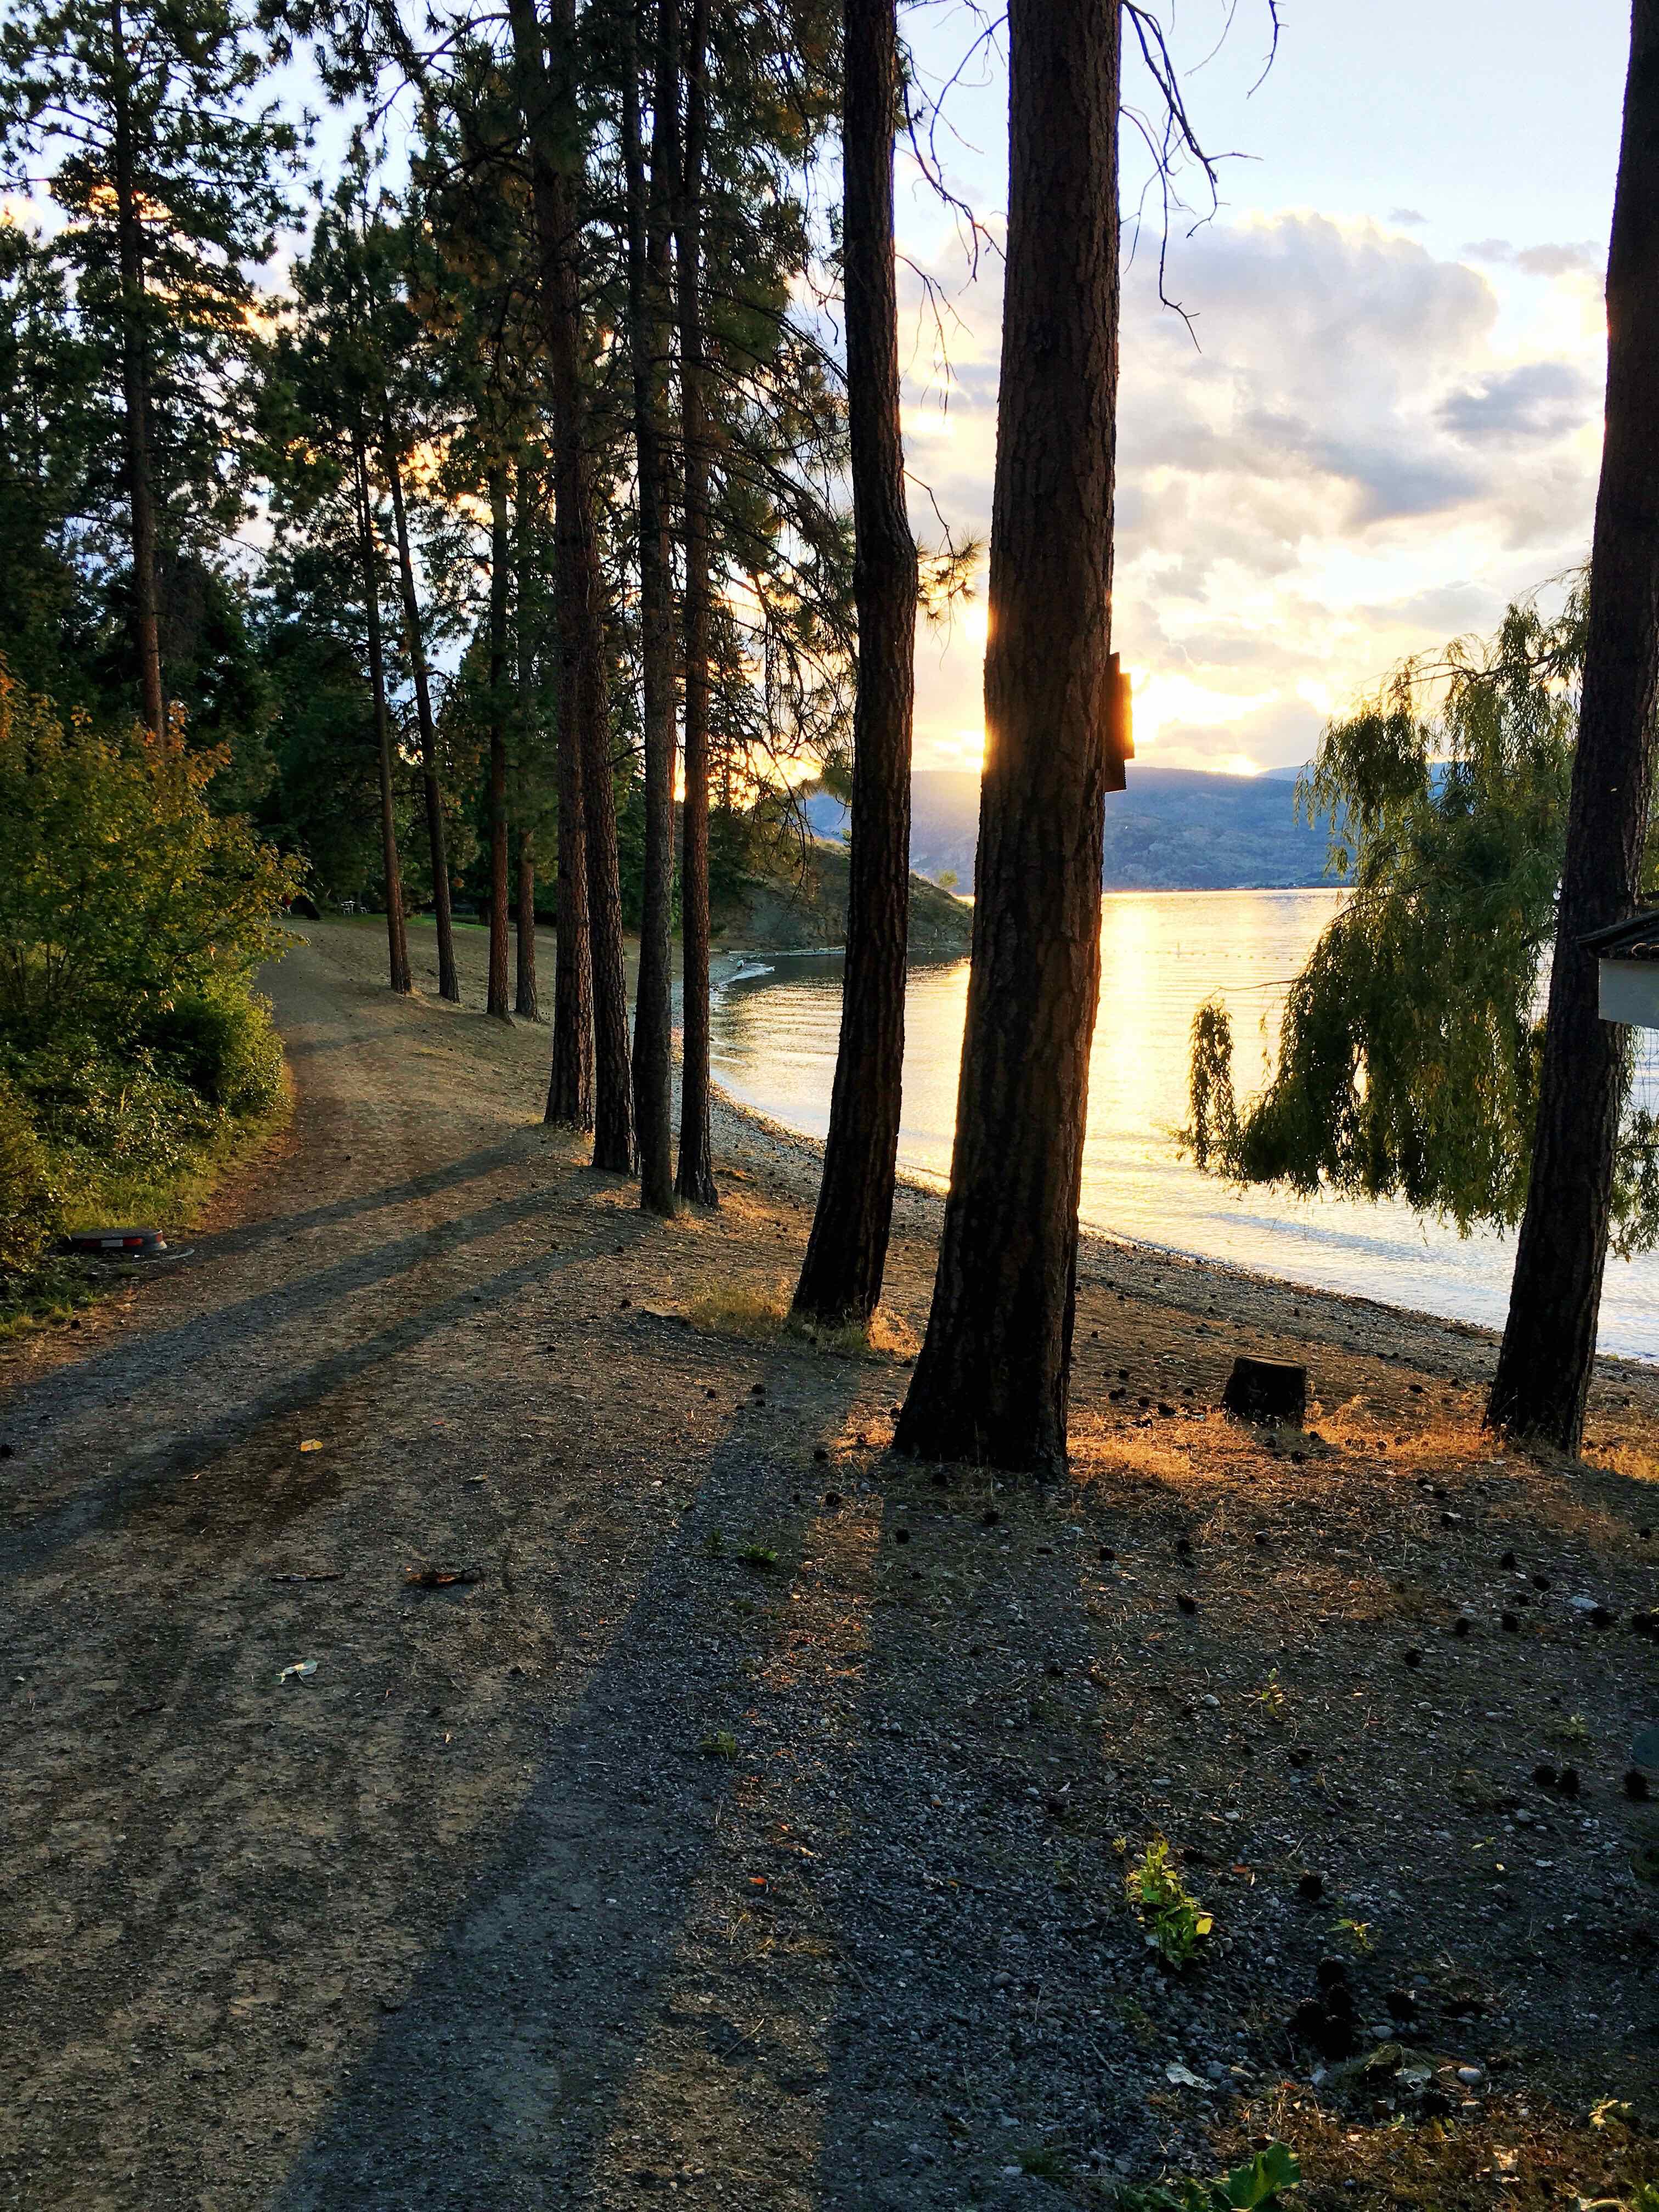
[1437,361,1593,444]
[1464,238,1601,279]
[1389,207,1427,228]
[898,210,1604,774]
[1515,241,1601,279]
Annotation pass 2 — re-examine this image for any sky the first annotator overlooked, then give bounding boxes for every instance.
[895,0,1631,774]
[5,1,1626,778]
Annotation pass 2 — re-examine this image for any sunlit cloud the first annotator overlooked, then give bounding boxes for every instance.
[897,207,1605,778]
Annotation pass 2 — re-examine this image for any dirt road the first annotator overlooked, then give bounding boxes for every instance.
[4,925,1657,2212]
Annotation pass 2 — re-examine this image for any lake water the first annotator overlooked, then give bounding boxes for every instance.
[710,888,1659,1361]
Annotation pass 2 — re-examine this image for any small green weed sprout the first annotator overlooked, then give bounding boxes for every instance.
[1122,1834,1212,1968]
[703,1529,726,1561]
[698,1729,738,1759]
[1118,2142,1300,2212]
[1255,1670,1286,1723]
[1020,2147,1068,2181]
[740,1543,780,1572]
[1331,1916,1373,1954]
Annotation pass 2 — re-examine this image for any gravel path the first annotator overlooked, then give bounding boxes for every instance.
[3,923,1657,2212]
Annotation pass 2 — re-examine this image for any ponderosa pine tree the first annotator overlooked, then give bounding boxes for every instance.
[505,0,619,1144]
[486,464,513,1019]
[792,0,916,1324]
[514,459,546,1020]
[666,0,843,1201]
[382,420,461,1002]
[0,0,299,736]
[405,54,546,1024]
[674,0,717,1204]
[894,0,1124,1476]
[623,0,681,1216]
[1486,0,1659,1454]
[0,223,97,708]
[259,188,413,992]
[353,435,412,992]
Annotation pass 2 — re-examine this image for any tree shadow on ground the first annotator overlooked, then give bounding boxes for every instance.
[270,1339,870,2211]
[1,1199,632,1585]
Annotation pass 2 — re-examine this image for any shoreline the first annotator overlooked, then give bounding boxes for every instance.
[706,1075,1659,1401]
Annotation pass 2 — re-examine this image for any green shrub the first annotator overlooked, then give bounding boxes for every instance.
[0,659,302,1041]
[0,1077,62,1271]
[3,1035,212,1185]
[142,990,284,1116]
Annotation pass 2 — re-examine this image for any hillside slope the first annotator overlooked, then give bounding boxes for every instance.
[801,765,1342,893]
[715,837,974,954]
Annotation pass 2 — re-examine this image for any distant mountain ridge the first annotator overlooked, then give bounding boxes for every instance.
[800,766,1342,894]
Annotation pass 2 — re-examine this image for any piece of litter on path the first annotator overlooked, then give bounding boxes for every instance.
[278,1660,318,1683]
[1165,2062,1209,2089]
[269,1572,342,1584]
[298,1440,325,1454]
[404,1566,482,1588]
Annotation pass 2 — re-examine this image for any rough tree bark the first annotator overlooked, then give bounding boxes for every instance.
[792,0,917,1324]
[486,465,513,1021]
[674,0,718,1205]
[514,462,541,1022]
[580,622,635,1171]
[893,0,1122,1477]
[352,428,411,995]
[506,0,595,1122]
[1487,0,1659,1454]
[383,435,460,1003]
[110,0,165,738]
[546,571,593,1118]
[624,0,681,1214]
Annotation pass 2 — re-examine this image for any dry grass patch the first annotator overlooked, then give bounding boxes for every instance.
[684,1277,793,1341]
[684,1271,922,1365]
[1211,2084,1659,2212]
[792,1304,919,1362]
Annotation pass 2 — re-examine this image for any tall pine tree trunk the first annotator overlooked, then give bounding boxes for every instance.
[384,435,460,1003]
[515,462,541,1022]
[625,0,681,1216]
[894,0,1121,1478]
[793,0,917,1324]
[507,0,629,1162]
[674,0,718,1205]
[353,429,410,995]
[1486,0,1659,1454]
[487,465,513,1022]
[582,614,635,1173]
[547,558,594,1120]
[507,0,594,1122]
[110,0,165,738]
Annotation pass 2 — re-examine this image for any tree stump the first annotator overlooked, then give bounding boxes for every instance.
[1222,1356,1307,1424]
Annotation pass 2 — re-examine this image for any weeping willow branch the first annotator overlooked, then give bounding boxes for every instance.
[1184,584,1659,1256]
